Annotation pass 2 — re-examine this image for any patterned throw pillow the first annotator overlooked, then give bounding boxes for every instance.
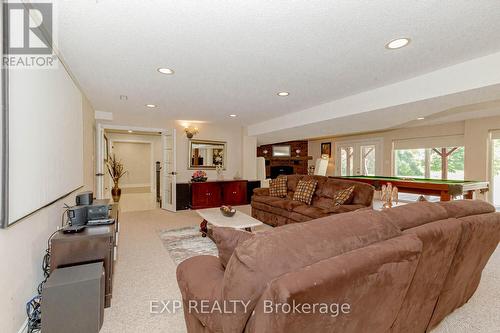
[293,179,318,205]
[269,176,288,198]
[332,186,355,206]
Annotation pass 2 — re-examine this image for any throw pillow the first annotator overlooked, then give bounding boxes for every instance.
[292,179,318,205]
[332,185,355,206]
[211,227,254,268]
[269,176,288,198]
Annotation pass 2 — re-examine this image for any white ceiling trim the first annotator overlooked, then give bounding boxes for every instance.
[248,51,500,137]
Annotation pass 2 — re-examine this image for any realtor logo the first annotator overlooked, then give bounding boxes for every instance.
[2,1,56,68]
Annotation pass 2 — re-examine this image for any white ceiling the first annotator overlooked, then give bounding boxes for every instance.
[57,1,500,140]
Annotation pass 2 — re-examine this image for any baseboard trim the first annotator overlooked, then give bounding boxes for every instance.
[17,318,28,333]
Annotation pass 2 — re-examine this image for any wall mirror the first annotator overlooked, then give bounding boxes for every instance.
[189,139,227,169]
[272,145,291,157]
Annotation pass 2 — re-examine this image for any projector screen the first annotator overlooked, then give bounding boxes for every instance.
[1,58,83,226]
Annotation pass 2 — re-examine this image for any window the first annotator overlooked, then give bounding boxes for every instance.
[361,145,376,176]
[340,146,353,176]
[394,147,464,180]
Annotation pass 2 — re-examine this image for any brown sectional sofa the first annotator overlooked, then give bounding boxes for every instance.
[251,174,374,226]
[177,200,500,333]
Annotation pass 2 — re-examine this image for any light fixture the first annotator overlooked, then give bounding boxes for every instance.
[417,117,425,120]
[385,38,410,50]
[145,104,157,108]
[229,114,237,118]
[184,125,199,139]
[277,91,290,97]
[128,130,133,133]
[157,68,174,75]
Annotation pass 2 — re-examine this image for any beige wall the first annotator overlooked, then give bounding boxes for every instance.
[113,142,151,186]
[0,96,95,333]
[308,115,500,200]
[174,123,254,182]
[99,112,259,184]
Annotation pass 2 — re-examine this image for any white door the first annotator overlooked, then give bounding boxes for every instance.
[162,129,177,211]
[335,139,383,176]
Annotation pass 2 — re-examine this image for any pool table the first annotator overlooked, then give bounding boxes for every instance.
[331,176,489,201]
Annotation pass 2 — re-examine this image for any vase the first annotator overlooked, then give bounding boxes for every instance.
[111,185,122,202]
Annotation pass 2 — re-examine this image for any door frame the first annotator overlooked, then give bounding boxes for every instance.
[334,138,384,176]
[95,124,172,205]
[162,129,177,212]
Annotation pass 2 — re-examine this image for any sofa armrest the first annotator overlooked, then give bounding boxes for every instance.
[253,188,270,196]
[176,255,225,332]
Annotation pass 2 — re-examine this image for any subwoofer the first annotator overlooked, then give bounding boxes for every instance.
[41,263,105,333]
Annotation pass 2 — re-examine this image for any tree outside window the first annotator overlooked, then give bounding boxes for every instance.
[395,147,464,180]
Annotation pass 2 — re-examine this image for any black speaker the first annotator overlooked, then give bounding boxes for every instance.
[76,191,93,205]
[42,263,105,333]
[67,206,88,226]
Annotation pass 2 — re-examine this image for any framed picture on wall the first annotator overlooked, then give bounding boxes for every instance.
[321,142,332,157]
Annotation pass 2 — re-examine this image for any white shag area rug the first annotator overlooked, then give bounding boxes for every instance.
[159,226,218,265]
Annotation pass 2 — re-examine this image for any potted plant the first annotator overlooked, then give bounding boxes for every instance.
[107,154,127,202]
[191,170,207,182]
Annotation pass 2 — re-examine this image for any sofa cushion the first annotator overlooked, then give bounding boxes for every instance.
[211,227,254,268]
[251,200,293,219]
[286,174,304,192]
[252,195,282,205]
[247,234,422,333]
[332,185,355,206]
[319,178,374,206]
[292,205,329,219]
[221,209,402,333]
[437,199,495,218]
[292,179,318,204]
[381,201,448,230]
[268,199,304,212]
[269,176,287,197]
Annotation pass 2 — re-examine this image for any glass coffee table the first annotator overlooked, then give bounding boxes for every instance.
[197,207,263,238]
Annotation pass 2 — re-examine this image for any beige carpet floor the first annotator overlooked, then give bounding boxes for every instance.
[101,207,499,333]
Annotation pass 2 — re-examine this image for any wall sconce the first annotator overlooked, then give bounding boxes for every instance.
[295,149,301,157]
[184,126,199,139]
[262,149,268,155]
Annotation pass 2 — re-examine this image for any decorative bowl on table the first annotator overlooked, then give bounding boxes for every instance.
[220,205,236,217]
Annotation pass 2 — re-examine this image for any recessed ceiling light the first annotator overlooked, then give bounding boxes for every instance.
[145,104,157,108]
[385,38,411,50]
[128,130,133,133]
[277,92,290,96]
[417,117,425,120]
[157,68,174,75]
[229,114,237,118]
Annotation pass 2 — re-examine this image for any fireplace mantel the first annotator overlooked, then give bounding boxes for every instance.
[257,140,310,177]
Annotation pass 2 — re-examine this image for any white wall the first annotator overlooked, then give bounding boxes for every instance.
[0,95,95,333]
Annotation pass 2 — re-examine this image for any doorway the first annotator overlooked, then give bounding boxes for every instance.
[335,139,383,176]
[96,125,177,212]
[109,139,155,212]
